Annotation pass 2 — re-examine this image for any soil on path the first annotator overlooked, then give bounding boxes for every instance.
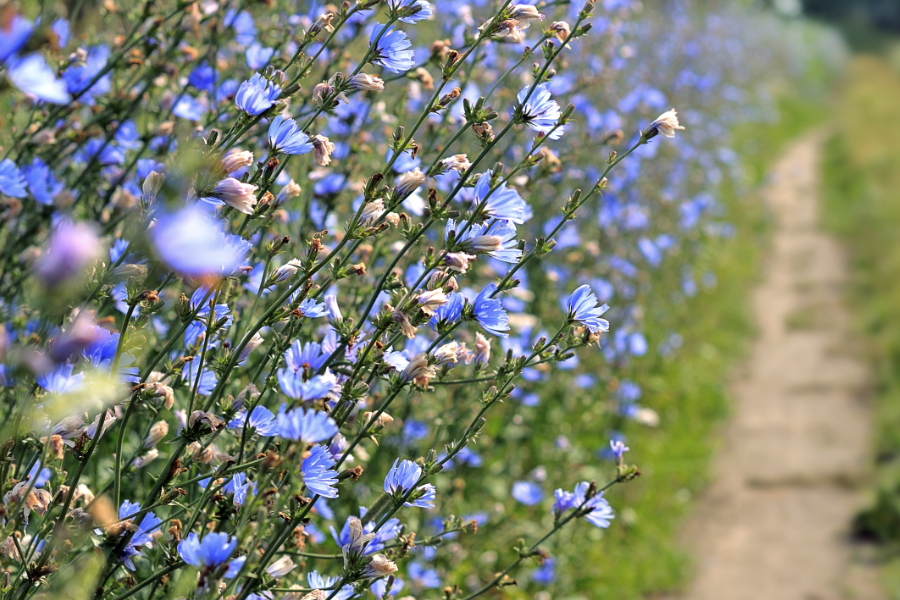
[675,134,883,600]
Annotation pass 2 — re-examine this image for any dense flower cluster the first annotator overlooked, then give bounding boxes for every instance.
[0,0,835,598]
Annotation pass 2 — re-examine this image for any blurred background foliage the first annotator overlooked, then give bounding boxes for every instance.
[821,53,900,597]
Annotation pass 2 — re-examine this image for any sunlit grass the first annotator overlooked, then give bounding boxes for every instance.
[821,55,900,595]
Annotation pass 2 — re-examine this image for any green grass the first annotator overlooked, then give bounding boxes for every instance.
[820,55,900,598]
[429,94,829,599]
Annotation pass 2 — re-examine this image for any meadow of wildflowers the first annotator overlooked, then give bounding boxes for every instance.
[0,1,839,599]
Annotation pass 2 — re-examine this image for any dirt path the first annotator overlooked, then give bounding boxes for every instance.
[675,134,882,600]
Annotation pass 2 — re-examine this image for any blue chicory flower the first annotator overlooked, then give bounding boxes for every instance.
[227,406,277,436]
[517,83,565,139]
[275,408,338,444]
[566,285,610,333]
[389,0,433,23]
[474,283,510,338]
[0,159,27,198]
[235,73,281,115]
[511,481,543,506]
[7,54,71,104]
[268,115,314,155]
[473,170,528,224]
[552,481,615,529]
[384,459,436,508]
[370,23,415,73]
[178,532,238,568]
[302,444,340,498]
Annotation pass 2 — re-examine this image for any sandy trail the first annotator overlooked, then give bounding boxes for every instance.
[675,134,882,600]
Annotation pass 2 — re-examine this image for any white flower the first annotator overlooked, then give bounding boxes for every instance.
[221,149,254,174]
[396,168,426,196]
[509,4,543,25]
[360,199,385,224]
[312,135,335,166]
[211,177,258,215]
[646,109,685,139]
[400,353,436,384]
[348,74,385,91]
[363,554,398,578]
[474,332,491,364]
[142,171,165,201]
[267,555,296,578]
[416,289,448,316]
[144,421,168,448]
[440,154,470,173]
[273,258,303,282]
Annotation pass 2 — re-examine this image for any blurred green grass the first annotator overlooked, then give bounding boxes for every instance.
[821,54,900,597]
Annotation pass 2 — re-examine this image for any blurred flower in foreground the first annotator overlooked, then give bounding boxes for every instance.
[36,220,102,286]
[512,481,544,505]
[151,206,251,278]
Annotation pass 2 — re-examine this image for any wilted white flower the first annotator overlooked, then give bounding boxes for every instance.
[645,109,685,139]
[221,149,254,174]
[267,555,296,578]
[133,447,159,468]
[391,308,417,339]
[348,74,385,91]
[396,168,426,196]
[509,4,543,24]
[53,415,85,439]
[416,289,447,316]
[312,135,335,166]
[72,484,95,505]
[342,516,376,565]
[440,154,470,173]
[432,341,461,366]
[550,21,571,43]
[239,332,265,363]
[273,258,303,282]
[400,353,436,385]
[363,554,398,578]
[146,383,175,410]
[4,482,52,523]
[276,180,302,205]
[211,177,258,215]
[142,171,165,201]
[144,421,168,448]
[443,251,477,273]
[474,332,491,364]
[360,199,385,224]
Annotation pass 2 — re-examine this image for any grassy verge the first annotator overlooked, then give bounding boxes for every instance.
[476,94,828,598]
[588,96,830,596]
[821,55,900,597]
